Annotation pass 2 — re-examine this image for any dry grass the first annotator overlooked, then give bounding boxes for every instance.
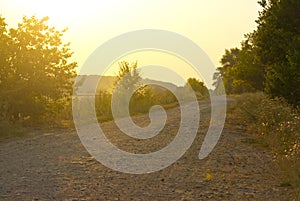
[230,92,300,198]
[0,121,26,140]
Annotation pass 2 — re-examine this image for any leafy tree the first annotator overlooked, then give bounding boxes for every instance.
[214,42,264,94]
[214,41,264,94]
[185,77,208,99]
[232,39,264,93]
[114,61,154,114]
[0,17,12,120]
[115,61,141,95]
[0,16,77,123]
[253,0,300,105]
[215,48,240,94]
[113,61,179,114]
[214,0,300,104]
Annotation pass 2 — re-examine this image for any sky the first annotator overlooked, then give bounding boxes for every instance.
[0,0,261,88]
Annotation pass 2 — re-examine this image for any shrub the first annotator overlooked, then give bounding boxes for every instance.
[232,92,300,196]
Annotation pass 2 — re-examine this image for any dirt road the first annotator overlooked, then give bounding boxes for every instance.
[0,100,294,200]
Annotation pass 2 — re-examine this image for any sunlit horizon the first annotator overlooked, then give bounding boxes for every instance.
[0,0,262,87]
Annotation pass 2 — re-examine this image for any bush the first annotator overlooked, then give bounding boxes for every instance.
[95,86,179,122]
[232,92,300,196]
[95,91,113,121]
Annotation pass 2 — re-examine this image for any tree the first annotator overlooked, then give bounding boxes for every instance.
[216,48,240,94]
[232,39,264,93]
[115,61,141,95]
[214,42,264,94]
[213,0,299,105]
[185,77,208,99]
[0,16,77,123]
[0,17,12,120]
[253,0,300,105]
[113,61,154,114]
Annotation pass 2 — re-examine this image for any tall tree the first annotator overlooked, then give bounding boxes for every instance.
[113,61,156,114]
[231,39,264,93]
[0,16,77,122]
[214,0,299,104]
[115,61,141,95]
[0,17,13,120]
[214,40,264,94]
[218,48,240,94]
[253,0,300,105]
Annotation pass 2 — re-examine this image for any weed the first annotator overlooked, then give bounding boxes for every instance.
[232,92,300,196]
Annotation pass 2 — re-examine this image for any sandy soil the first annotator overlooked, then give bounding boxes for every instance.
[0,100,295,200]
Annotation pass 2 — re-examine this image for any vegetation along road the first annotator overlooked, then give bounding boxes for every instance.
[0,99,295,200]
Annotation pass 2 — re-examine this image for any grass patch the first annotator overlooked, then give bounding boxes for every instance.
[97,115,114,123]
[279,180,292,187]
[162,102,179,110]
[96,102,180,123]
[241,137,269,148]
[230,92,300,197]
[0,122,27,140]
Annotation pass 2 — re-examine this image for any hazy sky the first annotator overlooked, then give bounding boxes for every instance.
[0,0,261,87]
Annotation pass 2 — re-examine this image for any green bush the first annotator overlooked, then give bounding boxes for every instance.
[233,92,300,196]
[95,86,179,122]
[95,91,113,121]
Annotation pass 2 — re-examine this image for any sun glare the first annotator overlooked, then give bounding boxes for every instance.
[10,0,114,28]
[102,50,204,87]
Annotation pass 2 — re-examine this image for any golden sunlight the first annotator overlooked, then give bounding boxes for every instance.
[9,0,115,27]
[104,50,203,86]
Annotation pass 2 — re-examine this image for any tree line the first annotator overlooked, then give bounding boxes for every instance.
[0,15,209,127]
[213,0,300,106]
[95,61,209,122]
